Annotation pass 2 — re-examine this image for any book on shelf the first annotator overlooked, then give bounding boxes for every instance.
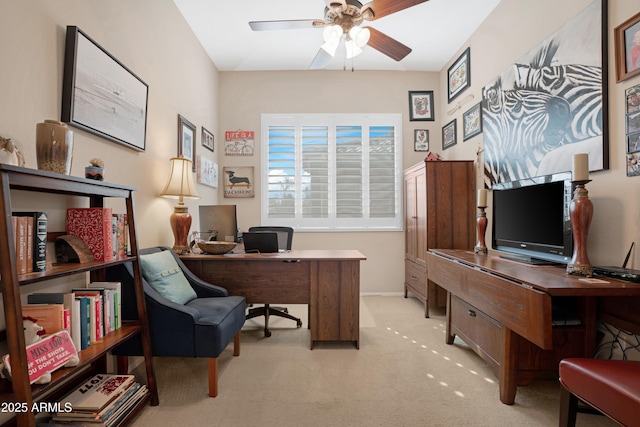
[75,296,91,350]
[66,207,114,262]
[89,282,122,331]
[112,213,126,260]
[13,211,47,272]
[21,303,65,335]
[52,383,148,427]
[57,373,137,413]
[27,292,79,345]
[14,215,27,274]
[72,289,103,342]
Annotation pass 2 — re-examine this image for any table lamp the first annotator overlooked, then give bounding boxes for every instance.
[160,156,199,254]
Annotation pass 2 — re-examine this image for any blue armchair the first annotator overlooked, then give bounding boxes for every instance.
[106,246,246,397]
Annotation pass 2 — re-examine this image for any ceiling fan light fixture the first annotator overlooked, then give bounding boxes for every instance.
[321,24,342,56]
[350,26,370,47]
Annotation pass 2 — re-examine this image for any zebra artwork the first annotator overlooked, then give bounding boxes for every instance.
[482,0,607,187]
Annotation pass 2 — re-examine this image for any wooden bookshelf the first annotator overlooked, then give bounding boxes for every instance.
[0,164,158,427]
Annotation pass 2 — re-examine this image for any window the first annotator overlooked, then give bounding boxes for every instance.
[261,114,403,231]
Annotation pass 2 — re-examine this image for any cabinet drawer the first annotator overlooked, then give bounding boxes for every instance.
[450,295,502,365]
[405,260,427,295]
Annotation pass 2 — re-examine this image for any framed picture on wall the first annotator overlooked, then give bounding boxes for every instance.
[201,127,214,152]
[448,47,471,103]
[61,26,148,151]
[408,91,434,121]
[614,10,640,82]
[414,129,429,152]
[462,102,483,141]
[178,114,196,171]
[442,119,457,150]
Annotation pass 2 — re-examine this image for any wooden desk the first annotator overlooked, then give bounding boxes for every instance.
[426,249,640,405]
[181,250,366,349]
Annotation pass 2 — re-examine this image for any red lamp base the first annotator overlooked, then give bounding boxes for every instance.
[170,204,192,255]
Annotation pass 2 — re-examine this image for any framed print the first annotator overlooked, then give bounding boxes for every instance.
[627,132,640,154]
[614,10,640,82]
[627,84,640,114]
[442,119,457,150]
[223,166,254,198]
[201,127,214,152]
[628,152,640,176]
[224,130,255,156]
[61,26,148,151]
[197,155,218,188]
[462,102,483,141]
[448,47,471,103]
[481,0,607,187]
[414,129,429,152]
[408,91,434,121]
[178,115,196,171]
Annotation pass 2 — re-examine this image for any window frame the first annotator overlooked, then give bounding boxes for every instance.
[260,113,403,232]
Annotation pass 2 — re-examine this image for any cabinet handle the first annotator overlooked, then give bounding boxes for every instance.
[411,275,418,280]
[467,309,476,317]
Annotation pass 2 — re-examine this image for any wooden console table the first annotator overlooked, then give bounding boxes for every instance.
[426,249,640,405]
[181,250,365,349]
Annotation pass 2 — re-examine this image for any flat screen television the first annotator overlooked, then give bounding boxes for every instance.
[199,205,238,242]
[491,172,574,265]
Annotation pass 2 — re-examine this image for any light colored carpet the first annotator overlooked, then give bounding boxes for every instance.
[130,296,615,427]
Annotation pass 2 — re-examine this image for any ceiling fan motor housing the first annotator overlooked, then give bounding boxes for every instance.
[324,0,373,33]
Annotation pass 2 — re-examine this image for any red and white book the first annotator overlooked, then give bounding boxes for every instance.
[66,208,114,262]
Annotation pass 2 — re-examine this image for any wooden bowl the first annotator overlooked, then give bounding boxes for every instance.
[197,241,236,255]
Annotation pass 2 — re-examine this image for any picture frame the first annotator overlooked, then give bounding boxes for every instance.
[178,114,196,172]
[61,26,148,151]
[448,47,471,103]
[614,10,640,82]
[462,102,483,141]
[201,127,214,152]
[223,166,254,198]
[627,132,640,154]
[442,119,457,150]
[197,155,218,188]
[414,129,429,152]
[408,91,435,121]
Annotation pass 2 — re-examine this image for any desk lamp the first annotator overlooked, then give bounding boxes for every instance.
[160,155,199,254]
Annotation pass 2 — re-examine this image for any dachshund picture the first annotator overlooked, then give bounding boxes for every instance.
[223,166,254,198]
[225,170,251,187]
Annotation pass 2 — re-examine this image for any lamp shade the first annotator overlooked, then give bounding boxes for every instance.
[160,156,199,200]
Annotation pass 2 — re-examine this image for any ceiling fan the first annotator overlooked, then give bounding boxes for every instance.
[249,0,430,69]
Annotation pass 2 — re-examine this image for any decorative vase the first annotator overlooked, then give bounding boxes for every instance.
[85,166,104,181]
[36,120,73,175]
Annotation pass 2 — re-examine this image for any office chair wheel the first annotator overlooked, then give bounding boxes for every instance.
[296,319,302,328]
[264,329,272,337]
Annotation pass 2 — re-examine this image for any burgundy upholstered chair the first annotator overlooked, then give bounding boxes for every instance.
[558,358,640,426]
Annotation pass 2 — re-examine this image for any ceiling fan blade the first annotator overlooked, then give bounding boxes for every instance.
[309,48,334,70]
[362,0,429,21]
[364,26,412,61]
[249,19,322,31]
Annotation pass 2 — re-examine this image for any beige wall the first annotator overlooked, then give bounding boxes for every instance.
[0,0,221,253]
[2,0,640,299]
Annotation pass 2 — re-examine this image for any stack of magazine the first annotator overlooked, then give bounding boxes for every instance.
[49,374,148,426]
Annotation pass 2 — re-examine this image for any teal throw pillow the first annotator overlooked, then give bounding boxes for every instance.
[140,250,197,305]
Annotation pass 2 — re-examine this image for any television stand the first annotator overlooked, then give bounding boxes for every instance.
[426,249,640,405]
[499,253,559,265]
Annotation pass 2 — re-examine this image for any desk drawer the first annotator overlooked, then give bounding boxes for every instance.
[450,295,502,365]
[427,252,552,349]
[405,260,427,296]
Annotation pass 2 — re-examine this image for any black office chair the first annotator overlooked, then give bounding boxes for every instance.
[246,226,303,337]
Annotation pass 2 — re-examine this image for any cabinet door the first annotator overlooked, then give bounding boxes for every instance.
[404,172,418,263]
[415,169,427,268]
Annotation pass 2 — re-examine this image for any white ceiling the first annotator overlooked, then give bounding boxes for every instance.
[173,0,502,72]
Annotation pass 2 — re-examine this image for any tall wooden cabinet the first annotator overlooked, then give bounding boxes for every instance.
[0,164,158,427]
[403,160,475,317]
